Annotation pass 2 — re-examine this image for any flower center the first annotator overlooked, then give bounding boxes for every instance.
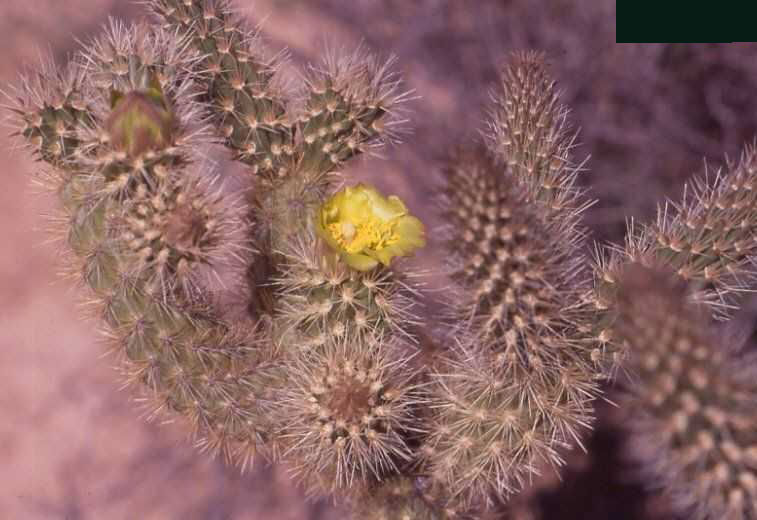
[328,216,400,254]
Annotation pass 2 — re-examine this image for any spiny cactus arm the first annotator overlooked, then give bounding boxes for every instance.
[477,50,605,365]
[613,263,757,520]
[297,49,411,177]
[487,51,586,214]
[150,0,294,178]
[274,332,425,496]
[60,158,275,468]
[430,53,600,506]
[68,20,251,295]
[84,21,275,463]
[645,145,757,314]
[271,199,426,497]
[440,147,589,346]
[591,144,757,370]
[61,165,274,470]
[61,150,274,469]
[431,147,598,506]
[3,55,93,169]
[3,47,115,291]
[262,180,426,501]
[422,349,595,509]
[6,22,276,467]
[104,278,275,464]
[274,229,421,350]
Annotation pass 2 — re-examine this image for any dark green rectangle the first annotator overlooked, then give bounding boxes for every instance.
[617,0,755,43]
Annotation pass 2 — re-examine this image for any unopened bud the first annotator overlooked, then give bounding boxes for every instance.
[106,82,174,157]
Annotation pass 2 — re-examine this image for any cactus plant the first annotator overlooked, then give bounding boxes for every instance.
[613,263,757,520]
[421,52,599,511]
[8,2,757,519]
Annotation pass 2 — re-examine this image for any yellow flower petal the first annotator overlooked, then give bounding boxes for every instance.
[343,252,380,271]
[395,216,426,251]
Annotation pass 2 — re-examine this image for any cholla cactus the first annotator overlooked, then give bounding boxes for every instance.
[9,3,757,519]
[8,19,275,470]
[613,263,757,520]
[6,1,430,517]
[591,144,757,375]
[423,52,598,509]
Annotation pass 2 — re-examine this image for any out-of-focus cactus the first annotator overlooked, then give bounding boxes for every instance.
[592,145,757,369]
[9,3,757,520]
[613,264,757,520]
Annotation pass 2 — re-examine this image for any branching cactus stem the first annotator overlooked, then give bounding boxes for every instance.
[9,3,757,520]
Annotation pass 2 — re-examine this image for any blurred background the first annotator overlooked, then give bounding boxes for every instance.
[3,1,757,518]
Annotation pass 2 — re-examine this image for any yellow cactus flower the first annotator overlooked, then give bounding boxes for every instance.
[315,184,426,271]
